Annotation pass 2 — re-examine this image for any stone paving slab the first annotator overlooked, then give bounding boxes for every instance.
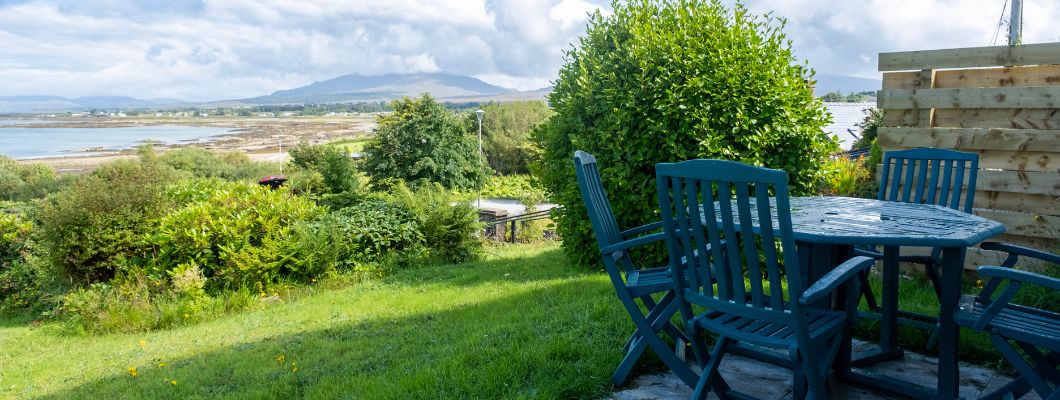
[611,341,1041,400]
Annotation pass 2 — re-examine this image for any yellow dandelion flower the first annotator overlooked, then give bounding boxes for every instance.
[128,367,138,378]
[276,355,285,365]
[183,313,189,319]
[170,380,177,386]
[158,363,166,368]
[138,340,146,347]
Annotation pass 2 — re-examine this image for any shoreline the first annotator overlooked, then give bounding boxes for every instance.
[7,116,376,173]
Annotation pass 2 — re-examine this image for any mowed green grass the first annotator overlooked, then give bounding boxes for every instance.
[0,243,638,399]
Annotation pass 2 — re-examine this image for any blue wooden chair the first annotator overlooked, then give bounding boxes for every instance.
[955,242,1060,400]
[573,150,698,387]
[655,159,874,399]
[856,148,979,334]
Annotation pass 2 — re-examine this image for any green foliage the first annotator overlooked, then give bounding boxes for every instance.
[386,182,482,263]
[56,273,260,334]
[362,94,484,190]
[478,174,547,200]
[851,107,883,150]
[820,156,872,197]
[0,211,57,312]
[159,148,279,182]
[284,198,425,277]
[535,0,836,267]
[464,101,553,175]
[0,156,72,201]
[35,151,177,284]
[150,180,325,291]
[288,141,358,195]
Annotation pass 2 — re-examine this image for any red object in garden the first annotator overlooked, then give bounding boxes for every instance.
[258,175,288,189]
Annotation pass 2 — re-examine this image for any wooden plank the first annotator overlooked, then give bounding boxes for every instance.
[973,208,1060,239]
[879,43,1060,72]
[882,146,1059,172]
[883,65,1060,90]
[872,166,1060,197]
[975,191,1060,216]
[878,87,1060,110]
[975,169,1060,196]
[877,127,1060,151]
[916,70,936,127]
[931,108,1060,129]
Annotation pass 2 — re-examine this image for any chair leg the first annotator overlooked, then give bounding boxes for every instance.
[693,336,730,400]
[991,335,1055,398]
[614,289,698,388]
[858,269,879,312]
[612,333,649,386]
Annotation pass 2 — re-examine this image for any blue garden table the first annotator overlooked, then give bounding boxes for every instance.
[713,196,1004,400]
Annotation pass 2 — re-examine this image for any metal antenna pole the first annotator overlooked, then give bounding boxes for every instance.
[1009,0,1023,45]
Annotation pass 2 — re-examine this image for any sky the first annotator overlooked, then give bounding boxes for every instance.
[0,0,1058,102]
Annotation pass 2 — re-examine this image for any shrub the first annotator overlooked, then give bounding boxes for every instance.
[160,148,279,182]
[0,211,59,312]
[535,0,836,267]
[386,182,482,263]
[362,94,484,190]
[288,141,358,195]
[0,156,72,201]
[479,174,547,200]
[149,181,325,290]
[851,108,883,150]
[821,156,872,197]
[35,151,177,284]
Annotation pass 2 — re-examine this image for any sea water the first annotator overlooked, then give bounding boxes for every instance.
[0,123,233,159]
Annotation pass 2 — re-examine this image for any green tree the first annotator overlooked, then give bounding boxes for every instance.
[362,94,483,190]
[288,141,358,195]
[821,91,846,102]
[466,101,554,175]
[535,0,837,267]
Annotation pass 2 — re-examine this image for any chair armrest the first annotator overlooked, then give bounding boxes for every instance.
[978,266,1060,292]
[620,221,663,238]
[600,232,666,255]
[799,256,875,306]
[980,242,1060,266]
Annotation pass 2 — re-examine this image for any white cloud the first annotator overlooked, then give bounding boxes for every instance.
[1,1,1058,100]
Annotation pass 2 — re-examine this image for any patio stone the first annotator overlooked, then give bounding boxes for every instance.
[610,341,1039,400]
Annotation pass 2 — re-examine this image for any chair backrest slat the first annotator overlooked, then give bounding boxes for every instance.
[878,148,979,213]
[657,159,801,321]
[574,151,621,248]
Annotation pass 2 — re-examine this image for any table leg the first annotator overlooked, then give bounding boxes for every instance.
[936,246,965,400]
[881,245,900,351]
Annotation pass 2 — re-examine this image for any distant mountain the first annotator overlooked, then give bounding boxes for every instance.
[246,73,514,104]
[0,95,182,113]
[812,73,882,97]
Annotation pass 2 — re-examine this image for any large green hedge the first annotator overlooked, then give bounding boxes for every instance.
[535,0,837,267]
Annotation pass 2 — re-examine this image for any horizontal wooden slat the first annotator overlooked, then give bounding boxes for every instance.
[877,127,1060,151]
[975,169,1060,196]
[884,108,1060,129]
[975,191,1060,216]
[882,146,1059,172]
[879,43,1060,71]
[973,208,1060,239]
[883,65,1060,90]
[879,87,1060,109]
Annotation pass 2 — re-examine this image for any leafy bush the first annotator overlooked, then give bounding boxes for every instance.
[288,141,358,195]
[0,156,73,201]
[386,182,482,263]
[821,156,872,197]
[362,94,484,190]
[35,151,177,284]
[150,180,325,291]
[160,148,279,182]
[478,174,547,200]
[0,211,58,312]
[535,0,836,267]
[56,273,260,334]
[464,101,553,175]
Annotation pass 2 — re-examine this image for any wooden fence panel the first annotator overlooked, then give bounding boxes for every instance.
[878,43,1060,270]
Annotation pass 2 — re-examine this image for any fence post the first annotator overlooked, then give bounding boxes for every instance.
[478,208,508,241]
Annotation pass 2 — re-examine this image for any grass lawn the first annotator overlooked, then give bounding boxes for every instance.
[0,243,641,399]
